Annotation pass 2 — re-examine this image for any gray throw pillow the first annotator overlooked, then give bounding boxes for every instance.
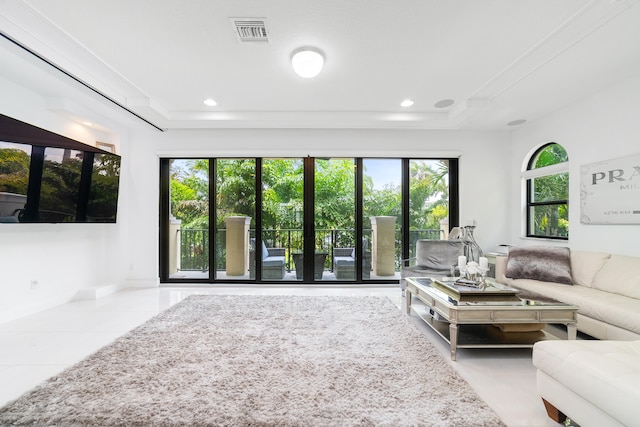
[506,246,573,285]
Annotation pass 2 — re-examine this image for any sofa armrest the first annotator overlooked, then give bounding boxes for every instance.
[495,255,508,284]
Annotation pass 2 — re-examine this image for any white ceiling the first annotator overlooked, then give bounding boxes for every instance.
[1,0,639,131]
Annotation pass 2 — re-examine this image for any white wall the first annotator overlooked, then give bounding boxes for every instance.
[507,75,640,256]
[0,76,131,322]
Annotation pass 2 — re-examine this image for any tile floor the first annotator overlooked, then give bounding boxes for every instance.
[0,285,566,426]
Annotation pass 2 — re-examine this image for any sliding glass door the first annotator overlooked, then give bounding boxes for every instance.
[315,158,356,282]
[362,159,402,280]
[159,156,457,284]
[215,159,256,281]
[165,159,210,280]
[261,158,304,281]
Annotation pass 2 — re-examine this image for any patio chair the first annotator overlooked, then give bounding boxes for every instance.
[249,240,286,279]
[333,239,372,280]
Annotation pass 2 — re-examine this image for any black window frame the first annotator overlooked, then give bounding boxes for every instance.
[159,156,459,284]
[525,143,569,240]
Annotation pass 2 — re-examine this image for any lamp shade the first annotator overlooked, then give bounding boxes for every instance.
[291,48,324,78]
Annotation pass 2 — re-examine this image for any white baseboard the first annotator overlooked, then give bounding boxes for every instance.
[0,292,76,324]
[125,277,160,288]
[74,283,123,300]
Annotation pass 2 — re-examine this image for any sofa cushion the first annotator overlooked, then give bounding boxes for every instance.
[533,340,640,427]
[262,256,285,268]
[570,251,611,287]
[506,246,573,285]
[591,255,640,299]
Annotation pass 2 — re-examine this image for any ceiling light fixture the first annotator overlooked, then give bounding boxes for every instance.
[291,47,325,78]
[400,99,414,107]
[507,119,527,126]
[82,121,93,126]
[203,98,217,107]
[434,99,455,108]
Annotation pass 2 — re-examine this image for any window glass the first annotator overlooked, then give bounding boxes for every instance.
[86,153,121,222]
[40,147,83,222]
[170,159,210,279]
[0,141,31,221]
[529,143,568,169]
[525,143,569,239]
[531,172,568,202]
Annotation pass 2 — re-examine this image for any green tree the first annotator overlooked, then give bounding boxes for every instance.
[409,160,449,230]
[0,148,31,194]
[170,159,210,228]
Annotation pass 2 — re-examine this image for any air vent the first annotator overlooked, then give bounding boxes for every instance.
[231,18,269,42]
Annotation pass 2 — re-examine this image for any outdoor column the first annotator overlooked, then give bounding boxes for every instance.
[440,218,449,240]
[370,216,396,276]
[225,216,251,276]
[168,216,182,275]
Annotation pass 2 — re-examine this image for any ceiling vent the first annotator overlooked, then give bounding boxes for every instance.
[231,18,269,43]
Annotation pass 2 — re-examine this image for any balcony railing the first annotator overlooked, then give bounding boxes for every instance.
[177,227,443,273]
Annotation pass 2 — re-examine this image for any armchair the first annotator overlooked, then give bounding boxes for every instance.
[400,239,466,292]
[333,241,372,280]
[249,240,286,279]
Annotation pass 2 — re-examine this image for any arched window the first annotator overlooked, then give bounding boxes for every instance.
[524,143,569,239]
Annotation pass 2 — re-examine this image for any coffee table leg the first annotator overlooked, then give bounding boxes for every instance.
[449,323,458,361]
[567,323,577,340]
[405,290,412,314]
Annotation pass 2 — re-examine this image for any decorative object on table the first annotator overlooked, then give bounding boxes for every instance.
[460,222,483,262]
[456,255,489,284]
[0,295,505,426]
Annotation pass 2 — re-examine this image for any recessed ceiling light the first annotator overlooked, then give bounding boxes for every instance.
[82,121,93,126]
[507,119,527,126]
[400,99,414,107]
[203,98,217,107]
[291,47,325,78]
[434,99,455,108]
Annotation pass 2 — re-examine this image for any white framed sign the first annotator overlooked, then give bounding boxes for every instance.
[580,153,640,224]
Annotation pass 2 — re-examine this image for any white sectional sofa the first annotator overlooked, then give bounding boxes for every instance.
[495,249,640,340]
[495,246,640,425]
[533,340,640,427]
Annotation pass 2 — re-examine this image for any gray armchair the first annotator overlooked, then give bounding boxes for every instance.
[400,239,466,292]
[249,240,286,279]
[333,241,372,280]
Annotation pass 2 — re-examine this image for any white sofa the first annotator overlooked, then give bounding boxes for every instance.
[495,250,640,340]
[495,247,640,425]
[533,340,640,427]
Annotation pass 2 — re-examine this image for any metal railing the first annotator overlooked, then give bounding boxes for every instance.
[176,227,443,273]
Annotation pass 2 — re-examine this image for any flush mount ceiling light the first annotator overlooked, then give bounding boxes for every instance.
[400,99,414,107]
[203,98,217,107]
[291,47,325,78]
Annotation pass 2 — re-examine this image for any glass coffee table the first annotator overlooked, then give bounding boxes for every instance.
[405,277,578,360]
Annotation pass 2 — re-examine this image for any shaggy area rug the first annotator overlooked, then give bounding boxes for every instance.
[0,295,505,426]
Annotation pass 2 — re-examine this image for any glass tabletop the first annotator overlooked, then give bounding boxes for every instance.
[409,277,573,307]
